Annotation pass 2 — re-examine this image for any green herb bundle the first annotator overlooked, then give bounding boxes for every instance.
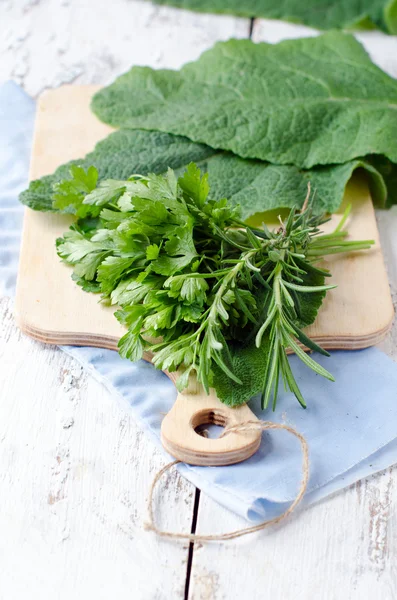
[55,162,373,409]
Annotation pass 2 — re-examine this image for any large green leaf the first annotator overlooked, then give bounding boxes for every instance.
[207,154,388,218]
[148,0,397,34]
[91,33,397,168]
[20,129,388,218]
[210,337,271,407]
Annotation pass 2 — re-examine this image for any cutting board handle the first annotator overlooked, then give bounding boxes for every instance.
[161,374,262,466]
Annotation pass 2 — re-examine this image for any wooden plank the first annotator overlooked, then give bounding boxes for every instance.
[189,23,397,599]
[1,0,250,97]
[0,296,195,599]
[188,172,397,600]
[188,469,397,600]
[1,0,251,597]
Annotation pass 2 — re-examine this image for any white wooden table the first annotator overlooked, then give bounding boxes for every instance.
[1,2,397,598]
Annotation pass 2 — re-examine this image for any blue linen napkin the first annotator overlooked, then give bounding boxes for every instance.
[2,80,397,522]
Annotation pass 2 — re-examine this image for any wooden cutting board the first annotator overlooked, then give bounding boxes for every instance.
[14,86,394,465]
[16,85,394,350]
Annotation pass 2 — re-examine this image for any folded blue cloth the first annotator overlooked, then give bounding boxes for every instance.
[2,80,397,522]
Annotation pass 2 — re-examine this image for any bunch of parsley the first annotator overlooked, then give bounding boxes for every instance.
[55,163,373,409]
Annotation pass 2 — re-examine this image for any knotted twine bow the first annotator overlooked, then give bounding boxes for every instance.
[145,420,309,542]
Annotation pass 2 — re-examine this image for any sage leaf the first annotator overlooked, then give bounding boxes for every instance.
[19,130,390,218]
[92,34,397,168]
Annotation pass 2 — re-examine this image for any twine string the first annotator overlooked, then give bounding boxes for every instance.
[145,420,309,542]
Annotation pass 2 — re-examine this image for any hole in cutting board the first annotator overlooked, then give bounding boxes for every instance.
[191,409,227,440]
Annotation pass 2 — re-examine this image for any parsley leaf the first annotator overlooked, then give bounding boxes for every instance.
[53,165,98,216]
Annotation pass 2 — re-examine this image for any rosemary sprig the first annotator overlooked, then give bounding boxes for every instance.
[251,205,372,409]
